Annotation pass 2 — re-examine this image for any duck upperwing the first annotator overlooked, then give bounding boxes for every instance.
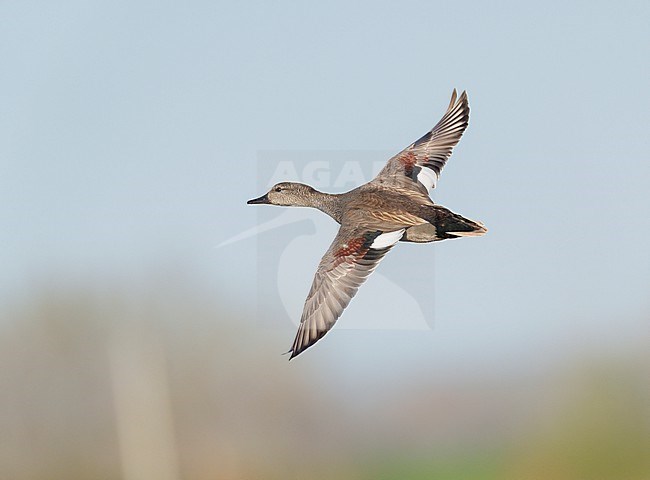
[288,225,404,359]
[373,89,469,194]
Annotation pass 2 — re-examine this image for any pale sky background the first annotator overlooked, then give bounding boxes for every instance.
[1,1,649,388]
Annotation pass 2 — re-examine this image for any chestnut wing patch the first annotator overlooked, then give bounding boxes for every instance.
[374,89,469,193]
[288,227,403,359]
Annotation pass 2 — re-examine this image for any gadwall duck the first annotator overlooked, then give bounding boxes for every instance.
[248,89,486,359]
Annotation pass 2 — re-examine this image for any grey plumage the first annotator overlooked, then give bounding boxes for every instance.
[247,89,486,359]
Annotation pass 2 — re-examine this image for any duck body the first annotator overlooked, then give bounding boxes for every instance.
[313,183,432,226]
[247,89,486,358]
[268,182,485,244]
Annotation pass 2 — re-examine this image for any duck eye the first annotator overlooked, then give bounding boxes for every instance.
[274,186,283,192]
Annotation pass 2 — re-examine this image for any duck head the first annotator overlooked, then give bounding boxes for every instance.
[247,182,318,207]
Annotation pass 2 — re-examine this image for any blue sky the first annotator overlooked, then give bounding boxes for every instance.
[1,1,649,382]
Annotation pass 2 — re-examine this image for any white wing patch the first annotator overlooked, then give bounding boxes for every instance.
[370,229,405,249]
[416,166,438,190]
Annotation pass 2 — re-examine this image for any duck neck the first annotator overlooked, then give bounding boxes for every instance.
[306,190,343,223]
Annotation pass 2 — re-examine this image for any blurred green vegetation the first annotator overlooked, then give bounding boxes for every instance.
[363,452,505,480]
[0,285,648,480]
[505,364,650,480]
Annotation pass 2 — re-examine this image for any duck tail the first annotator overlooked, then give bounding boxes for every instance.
[421,206,487,240]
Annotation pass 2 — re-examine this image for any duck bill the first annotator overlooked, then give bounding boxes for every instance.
[247,194,270,205]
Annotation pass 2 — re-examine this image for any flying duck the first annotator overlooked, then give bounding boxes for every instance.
[248,90,486,359]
